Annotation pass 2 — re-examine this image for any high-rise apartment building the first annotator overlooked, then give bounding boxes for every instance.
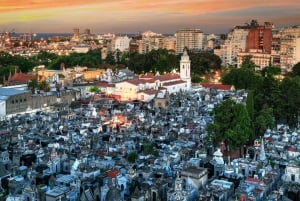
[162,36,176,51]
[128,31,175,54]
[236,21,274,69]
[72,28,80,42]
[246,22,273,53]
[111,36,130,52]
[176,28,205,54]
[278,26,300,71]
[214,27,249,67]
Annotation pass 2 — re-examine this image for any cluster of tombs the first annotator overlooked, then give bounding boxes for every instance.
[0,87,300,201]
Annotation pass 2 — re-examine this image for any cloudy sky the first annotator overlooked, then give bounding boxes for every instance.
[0,0,299,34]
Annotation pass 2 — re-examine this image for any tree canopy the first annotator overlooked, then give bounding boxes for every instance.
[207,99,253,150]
[292,62,300,77]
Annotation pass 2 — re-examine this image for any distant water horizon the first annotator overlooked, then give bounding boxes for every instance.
[4,32,174,40]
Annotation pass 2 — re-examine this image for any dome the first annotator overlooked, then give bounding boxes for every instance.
[212,148,224,165]
[213,148,223,157]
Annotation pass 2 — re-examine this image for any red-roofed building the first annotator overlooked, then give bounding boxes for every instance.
[201,83,234,91]
[4,69,37,86]
[245,177,260,184]
[100,50,192,102]
[287,147,300,159]
[106,169,120,178]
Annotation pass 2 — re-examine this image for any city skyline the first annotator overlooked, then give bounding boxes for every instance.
[0,0,300,34]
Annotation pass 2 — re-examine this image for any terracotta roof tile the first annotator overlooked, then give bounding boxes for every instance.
[97,81,115,87]
[163,80,186,86]
[8,72,37,84]
[148,73,180,83]
[201,83,233,91]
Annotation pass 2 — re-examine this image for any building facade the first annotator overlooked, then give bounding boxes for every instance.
[176,28,205,54]
[214,27,249,67]
[246,22,273,53]
[278,26,300,71]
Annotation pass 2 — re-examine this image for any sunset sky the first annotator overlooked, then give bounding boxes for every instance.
[0,0,299,34]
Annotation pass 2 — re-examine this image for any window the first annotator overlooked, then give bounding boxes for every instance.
[291,174,295,182]
[11,100,14,104]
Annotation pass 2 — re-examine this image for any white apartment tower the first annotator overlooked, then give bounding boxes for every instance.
[112,36,130,52]
[214,27,249,67]
[176,28,205,54]
[278,26,300,70]
[180,49,191,90]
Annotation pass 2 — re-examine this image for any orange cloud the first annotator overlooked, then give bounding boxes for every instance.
[134,0,298,14]
[0,0,105,12]
[1,0,298,14]
[0,0,299,33]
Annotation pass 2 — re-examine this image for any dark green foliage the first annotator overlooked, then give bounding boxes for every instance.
[292,62,300,77]
[221,68,262,90]
[254,108,275,136]
[126,49,222,76]
[38,80,51,92]
[241,55,256,71]
[189,52,222,74]
[207,99,253,150]
[254,76,281,120]
[127,152,138,163]
[278,77,300,126]
[0,51,35,79]
[27,78,38,94]
[47,49,102,69]
[246,90,254,121]
[261,66,281,77]
[142,139,158,156]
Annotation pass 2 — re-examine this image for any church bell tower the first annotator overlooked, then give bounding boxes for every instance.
[180,49,191,90]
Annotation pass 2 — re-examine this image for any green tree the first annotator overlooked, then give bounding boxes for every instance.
[207,99,253,151]
[190,52,222,75]
[292,62,300,77]
[191,73,202,83]
[127,152,138,163]
[105,52,116,65]
[241,55,256,71]
[261,66,281,78]
[279,77,300,127]
[142,139,158,156]
[38,80,51,92]
[89,86,99,94]
[254,108,275,136]
[221,68,261,90]
[246,90,254,122]
[27,78,38,94]
[254,76,281,119]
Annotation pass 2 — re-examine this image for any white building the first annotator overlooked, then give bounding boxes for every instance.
[237,50,271,70]
[109,50,191,102]
[112,36,130,52]
[176,28,205,54]
[71,44,90,53]
[279,26,300,71]
[180,50,191,89]
[214,27,249,67]
[282,164,300,183]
